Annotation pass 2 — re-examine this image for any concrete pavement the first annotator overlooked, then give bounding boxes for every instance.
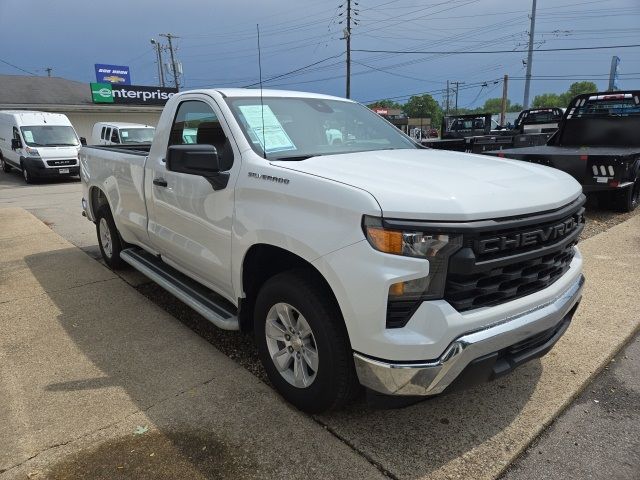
[0,173,98,258]
[0,208,387,480]
[0,189,638,479]
[502,335,640,480]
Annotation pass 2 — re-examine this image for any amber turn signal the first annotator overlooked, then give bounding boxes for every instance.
[365,226,403,254]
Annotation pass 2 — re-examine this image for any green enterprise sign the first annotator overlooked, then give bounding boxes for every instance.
[91,83,114,103]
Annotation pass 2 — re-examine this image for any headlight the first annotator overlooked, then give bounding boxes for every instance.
[24,146,40,157]
[363,215,462,302]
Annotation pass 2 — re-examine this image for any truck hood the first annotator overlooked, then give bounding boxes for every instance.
[273,149,582,221]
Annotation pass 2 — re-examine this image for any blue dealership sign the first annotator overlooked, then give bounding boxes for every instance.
[94,64,131,85]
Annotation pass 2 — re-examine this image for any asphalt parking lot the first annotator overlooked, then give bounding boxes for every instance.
[1,174,639,479]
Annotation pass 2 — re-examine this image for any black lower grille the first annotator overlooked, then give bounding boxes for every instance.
[445,243,576,311]
[46,159,77,166]
[506,319,567,357]
[386,299,422,329]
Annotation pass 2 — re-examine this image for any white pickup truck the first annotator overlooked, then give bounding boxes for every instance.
[81,89,585,412]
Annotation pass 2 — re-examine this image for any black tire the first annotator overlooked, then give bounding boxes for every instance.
[20,161,33,184]
[254,270,360,413]
[95,204,126,269]
[613,178,640,212]
[0,155,11,173]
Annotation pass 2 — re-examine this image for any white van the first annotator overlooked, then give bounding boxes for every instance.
[92,122,155,146]
[0,110,82,183]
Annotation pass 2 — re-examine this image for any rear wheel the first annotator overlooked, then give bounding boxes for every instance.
[96,204,126,269]
[613,177,640,212]
[0,155,10,173]
[254,270,360,413]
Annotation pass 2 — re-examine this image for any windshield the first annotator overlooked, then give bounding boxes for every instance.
[225,97,417,160]
[120,127,155,144]
[20,125,79,147]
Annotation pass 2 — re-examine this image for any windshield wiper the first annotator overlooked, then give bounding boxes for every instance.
[271,154,318,161]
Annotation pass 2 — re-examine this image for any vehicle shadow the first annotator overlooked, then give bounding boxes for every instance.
[0,169,80,188]
[13,248,371,479]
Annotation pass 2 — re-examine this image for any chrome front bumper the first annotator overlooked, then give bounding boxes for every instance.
[354,274,585,396]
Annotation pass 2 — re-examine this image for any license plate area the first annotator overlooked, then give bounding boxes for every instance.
[59,168,69,174]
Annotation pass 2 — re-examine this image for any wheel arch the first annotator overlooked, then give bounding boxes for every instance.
[89,186,110,222]
[239,243,345,336]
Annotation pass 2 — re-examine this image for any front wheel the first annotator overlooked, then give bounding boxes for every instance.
[21,162,33,184]
[254,270,360,413]
[96,204,126,269]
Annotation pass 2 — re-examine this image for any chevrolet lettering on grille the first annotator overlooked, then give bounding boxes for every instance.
[476,214,582,255]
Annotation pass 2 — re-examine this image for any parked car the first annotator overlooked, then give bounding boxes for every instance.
[0,110,82,183]
[92,122,155,146]
[486,92,640,212]
[81,89,585,412]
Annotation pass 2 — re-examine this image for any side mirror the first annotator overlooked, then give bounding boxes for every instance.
[80,137,87,146]
[11,139,21,150]
[166,144,229,190]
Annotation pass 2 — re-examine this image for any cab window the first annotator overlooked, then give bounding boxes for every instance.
[111,129,120,144]
[101,126,106,139]
[169,100,234,170]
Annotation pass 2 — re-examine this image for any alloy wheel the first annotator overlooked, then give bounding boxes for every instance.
[99,218,113,258]
[265,302,319,388]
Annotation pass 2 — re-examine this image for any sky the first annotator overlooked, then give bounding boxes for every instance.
[0,0,638,108]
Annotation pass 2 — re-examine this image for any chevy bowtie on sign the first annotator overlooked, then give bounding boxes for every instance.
[89,83,178,106]
[95,64,131,85]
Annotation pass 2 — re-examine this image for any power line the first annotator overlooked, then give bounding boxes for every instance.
[353,43,640,55]
[242,53,345,88]
[0,58,37,76]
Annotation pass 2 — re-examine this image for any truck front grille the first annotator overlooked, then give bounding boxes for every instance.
[444,243,576,311]
[443,198,584,312]
[46,159,77,167]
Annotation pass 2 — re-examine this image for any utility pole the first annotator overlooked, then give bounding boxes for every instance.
[500,75,509,127]
[160,33,179,90]
[341,0,353,99]
[150,39,165,87]
[523,0,537,109]
[44,67,52,77]
[452,81,464,114]
[445,80,450,115]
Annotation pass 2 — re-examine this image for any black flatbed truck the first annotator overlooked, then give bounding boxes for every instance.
[422,109,563,153]
[486,92,640,212]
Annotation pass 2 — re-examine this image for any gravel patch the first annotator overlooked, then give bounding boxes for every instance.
[582,196,640,240]
[135,199,639,384]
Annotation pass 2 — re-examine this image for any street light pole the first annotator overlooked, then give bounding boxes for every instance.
[150,39,165,87]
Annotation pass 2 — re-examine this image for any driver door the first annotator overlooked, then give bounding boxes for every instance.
[146,96,238,300]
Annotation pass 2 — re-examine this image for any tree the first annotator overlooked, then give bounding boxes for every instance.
[367,99,402,110]
[403,94,443,128]
[508,103,523,112]
[481,98,506,114]
[560,81,597,105]
[532,93,564,108]
[533,82,598,108]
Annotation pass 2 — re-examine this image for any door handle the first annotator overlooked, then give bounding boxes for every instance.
[153,178,168,187]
